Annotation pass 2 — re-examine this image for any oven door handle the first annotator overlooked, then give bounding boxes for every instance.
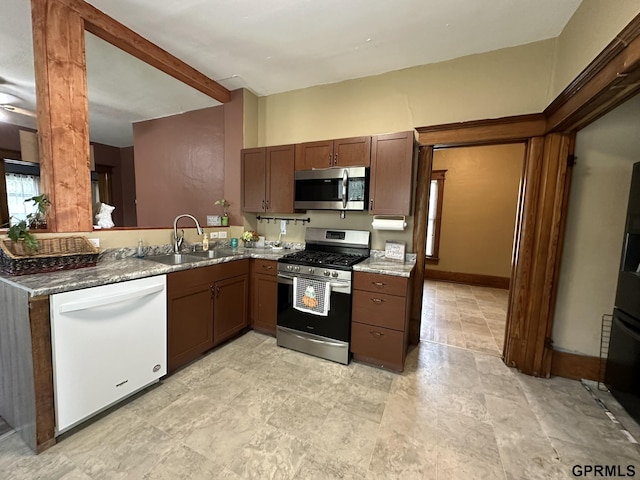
[289,331,346,348]
[278,274,346,288]
[277,274,296,281]
[277,274,350,293]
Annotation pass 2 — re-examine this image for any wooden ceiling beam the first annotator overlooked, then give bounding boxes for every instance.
[60,0,231,104]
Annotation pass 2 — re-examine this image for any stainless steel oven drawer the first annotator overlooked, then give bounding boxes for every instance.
[277,326,350,365]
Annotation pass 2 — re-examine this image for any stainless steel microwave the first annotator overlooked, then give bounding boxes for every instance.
[294,166,369,211]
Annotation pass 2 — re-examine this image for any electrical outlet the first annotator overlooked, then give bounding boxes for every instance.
[280,220,287,235]
[88,238,100,247]
[210,232,219,239]
[218,231,228,239]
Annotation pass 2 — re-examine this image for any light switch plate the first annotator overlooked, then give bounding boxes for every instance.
[218,231,228,239]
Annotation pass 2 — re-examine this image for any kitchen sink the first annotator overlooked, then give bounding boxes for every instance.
[145,253,203,265]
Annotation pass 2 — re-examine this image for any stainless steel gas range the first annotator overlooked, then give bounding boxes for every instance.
[276,228,370,364]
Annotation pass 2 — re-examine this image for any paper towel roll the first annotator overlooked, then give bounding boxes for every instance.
[371,216,407,231]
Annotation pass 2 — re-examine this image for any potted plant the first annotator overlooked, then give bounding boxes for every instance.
[7,218,39,253]
[214,199,230,226]
[25,194,51,230]
[240,230,259,247]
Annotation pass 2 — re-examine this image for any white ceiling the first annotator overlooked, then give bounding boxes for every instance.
[1,0,582,147]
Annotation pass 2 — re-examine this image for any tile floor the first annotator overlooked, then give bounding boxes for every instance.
[1,282,639,479]
[420,280,508,356]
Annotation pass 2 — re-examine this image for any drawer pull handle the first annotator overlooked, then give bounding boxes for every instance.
[372,282,386,287]
[369,331,384,337]
[262,265,273,270]
[371,298,385,304]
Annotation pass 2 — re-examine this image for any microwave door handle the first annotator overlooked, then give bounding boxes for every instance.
[342,169,348,209]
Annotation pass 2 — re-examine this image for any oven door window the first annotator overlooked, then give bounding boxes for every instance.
[277,275,351,342]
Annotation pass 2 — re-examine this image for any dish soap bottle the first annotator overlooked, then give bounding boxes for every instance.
[136,239,145,258]
[202,233,209,251]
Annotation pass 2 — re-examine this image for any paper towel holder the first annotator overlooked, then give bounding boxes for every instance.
[371,215,407,231]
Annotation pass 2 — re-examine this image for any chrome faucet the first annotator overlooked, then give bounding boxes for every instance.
[173,214,204,253]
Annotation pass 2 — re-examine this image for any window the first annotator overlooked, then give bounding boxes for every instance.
[3,160,41,225]
[426,170,446,262]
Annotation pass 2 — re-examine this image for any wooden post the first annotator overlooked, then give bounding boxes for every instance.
[504,133,574,377]
[32,0,92,232]
[409,146,433,344]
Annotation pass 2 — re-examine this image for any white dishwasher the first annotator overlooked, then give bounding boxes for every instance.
[50,275,167,434]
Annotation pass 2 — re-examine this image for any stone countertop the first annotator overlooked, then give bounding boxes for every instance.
[0,247,298,297]
[353,256,416,278]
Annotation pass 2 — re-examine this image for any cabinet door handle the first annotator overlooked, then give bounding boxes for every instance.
[371,297,385,304]
[369,199,374,210]
[328,154,332,166]
[334,153,338,165]
[372,281,386,288]
[210,285,216,299]
[266,199,270,210]
[369,331,384,337]
[262,199,265,210]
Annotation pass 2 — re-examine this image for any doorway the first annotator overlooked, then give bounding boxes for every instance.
[420,143,525,356]
[410,122,574,377]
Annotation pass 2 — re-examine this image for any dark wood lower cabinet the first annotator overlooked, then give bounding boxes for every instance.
[351,271,412,372]
[213,274,249,344]
[167,260,249,373]
[250,259,278,336]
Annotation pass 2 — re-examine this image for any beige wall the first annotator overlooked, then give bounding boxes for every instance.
[243,89,259,149]
[250,211,414,252]
[429,144,523,278]
[553,94,640,357]
[258,39,556,146]
[252,40,555,250]
[550,0,640,100]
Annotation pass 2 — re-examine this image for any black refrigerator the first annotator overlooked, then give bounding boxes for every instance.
[606,161,640,423]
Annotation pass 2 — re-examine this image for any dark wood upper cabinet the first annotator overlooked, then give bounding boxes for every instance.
[266,145,296,213]
[295,136,371,170]
[241,148,267,213]
[242,145,295,213]
[294,140,334,170]
[369,131,415,215]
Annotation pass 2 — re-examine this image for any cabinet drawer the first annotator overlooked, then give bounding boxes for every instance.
[351,322,405,371]
[252,259,277,276]
[352,290,406,331]
[215,259,249,279]
[354,272,408,297]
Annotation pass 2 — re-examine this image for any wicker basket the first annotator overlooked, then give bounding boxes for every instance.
[0,236,99,276]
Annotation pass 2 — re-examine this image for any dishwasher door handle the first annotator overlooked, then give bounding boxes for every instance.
[58,283,165,314]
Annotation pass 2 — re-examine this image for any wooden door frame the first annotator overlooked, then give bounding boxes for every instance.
[411,13,640,377]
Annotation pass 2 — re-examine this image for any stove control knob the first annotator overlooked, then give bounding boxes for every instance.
[294,266,300,272]
[323,270,330,277]
[308,267,315,274]
[287,265,293,271]
[331,271,339,278]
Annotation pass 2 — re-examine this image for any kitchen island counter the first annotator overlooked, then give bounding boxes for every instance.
[0,247,298,297]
